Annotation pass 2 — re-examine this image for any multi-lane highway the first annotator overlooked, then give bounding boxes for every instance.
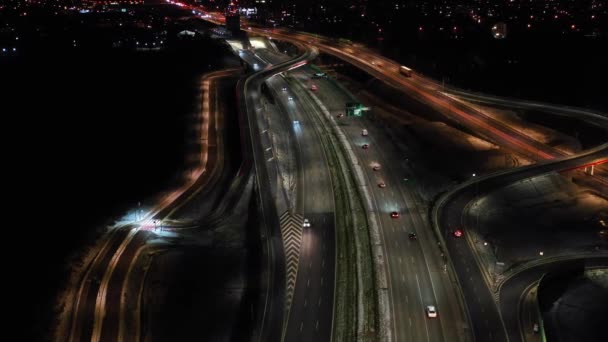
[241,48,337,341]
[435,131,607,341]
[236,43,344,342]
[256,29,603,162]
[302,69,466,342]
[245,28,608,342]
[443,89,608,183]
[269,69,337,342]
[192,9,608,341]
[73,4,608,341]
[169,4,475,338]
[249,32,608,342]
[251,46,471,341]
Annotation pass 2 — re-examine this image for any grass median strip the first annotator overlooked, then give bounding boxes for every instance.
[326,122,378,342]
[285,76,378,341]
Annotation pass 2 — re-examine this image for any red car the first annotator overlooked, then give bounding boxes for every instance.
[378,181,386,188]
[362,144,369,149]
[390,211,400,218]
[310,84,318,91]
[453,229,464,238]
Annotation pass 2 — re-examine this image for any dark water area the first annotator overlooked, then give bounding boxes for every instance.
[2,43,233,339]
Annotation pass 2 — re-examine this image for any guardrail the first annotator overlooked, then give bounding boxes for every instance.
[237,44,317,342]
[431,107,608,341]
[286,74,382,341]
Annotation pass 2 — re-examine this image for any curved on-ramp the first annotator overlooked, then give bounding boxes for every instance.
[236,42,319,341]
[432,103,608,342]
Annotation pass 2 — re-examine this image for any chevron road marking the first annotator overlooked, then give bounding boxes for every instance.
[279,210,304,312]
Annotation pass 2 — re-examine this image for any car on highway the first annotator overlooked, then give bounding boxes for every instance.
[362,144,369,149]
[282,86,287,92]
[288,96,294,101]
[453,229,464,238]
[372,164,381,171]
[293,120,300,125]
[336,113,344,118]
[426,305,437,318]
[408,232,417,240]
[533,323,539,334]
[303,218,311,228]
[312,72,326,79]
[310,84,318,91]
[361,129,368,136]
[390,211,400,219]
[378,181,386,188]
[399,65,413,77]
[371,61,383,67]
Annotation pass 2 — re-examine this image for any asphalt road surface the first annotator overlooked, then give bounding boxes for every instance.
[259,49,468,341]
[264,58,336,342]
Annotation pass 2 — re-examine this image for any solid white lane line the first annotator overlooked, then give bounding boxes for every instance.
[415,274,431,342]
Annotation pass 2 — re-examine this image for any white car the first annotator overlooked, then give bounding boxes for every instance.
[288,96,294,101]
[426,305,437,318]
[303,218,311,228]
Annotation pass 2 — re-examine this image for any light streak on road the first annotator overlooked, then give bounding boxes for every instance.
[67,68,239,342]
